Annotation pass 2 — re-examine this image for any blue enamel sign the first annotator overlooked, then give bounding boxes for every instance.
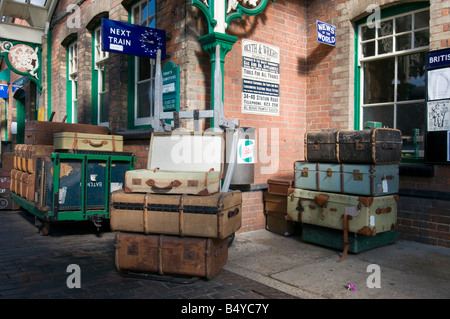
[0,84,7,98]
[102,18,166,59]
[428,48,450,69]
[317,21,336,46]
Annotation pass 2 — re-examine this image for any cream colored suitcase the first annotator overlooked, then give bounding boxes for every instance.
[124,131,224,195]
[53,132,123,152]
[287,188,398,236]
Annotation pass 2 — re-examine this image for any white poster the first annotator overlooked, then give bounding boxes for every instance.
[428,100,450,131]
[242,39,280,116]
[428,68,450,101]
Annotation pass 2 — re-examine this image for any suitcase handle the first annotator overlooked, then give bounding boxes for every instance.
[146,179,182,190]
[376,207,392,214]
[82,139,108,147]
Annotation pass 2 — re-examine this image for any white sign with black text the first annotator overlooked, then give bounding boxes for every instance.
[242,39,280,116]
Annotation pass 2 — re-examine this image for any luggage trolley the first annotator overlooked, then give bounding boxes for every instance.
[11,151,136,235]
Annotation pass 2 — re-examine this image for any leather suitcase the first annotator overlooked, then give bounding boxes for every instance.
[0,171,11,189]
[1,152,15,172]
[24,145,54,174]
[267,178,294,195]
[338,128,402,164]
[115,232,228,280]
[18,172,35,201]
[10,169,19,193]
[264,192,288,213]
[265,211,300,236]
[287,188,398,236]
[294,162,399,196]
[304,129,402,164]
[53,132,123,153]
[14,144,27,171]
[110,189,242,239]
[0,190,20,210]
[124,131,224,195]
[304,131,338,163]
[24,121,109,145]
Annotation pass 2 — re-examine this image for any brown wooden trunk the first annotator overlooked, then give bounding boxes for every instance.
[24,121,109,145]
[114,232,228,280]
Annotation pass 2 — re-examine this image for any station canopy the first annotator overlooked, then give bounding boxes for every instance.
[0,0,57,44]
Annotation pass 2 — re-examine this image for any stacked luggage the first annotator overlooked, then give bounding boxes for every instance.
[0,151,19,210]
[287,128,402,261]
[264,178,300,236]
[111,131,242,280]
[9,119,134,235]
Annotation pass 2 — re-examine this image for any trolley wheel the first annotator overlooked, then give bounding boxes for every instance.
[39,220,50,236]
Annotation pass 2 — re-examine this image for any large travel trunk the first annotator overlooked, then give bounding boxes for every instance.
[23,144,54,174]
[264,192,288,213]
[287,188,398,236]
[265,211,300,237]
[53,132,123,153]
[35,153,134,212]
[304,128,402,164]
[124,131,224,195]
[110,189,242,239]
[301,223,399,254]
[24,121,109,145]
[304,131,338,163]
[115,232,228,280]
[294,162,399,196]
[338,128,402,164]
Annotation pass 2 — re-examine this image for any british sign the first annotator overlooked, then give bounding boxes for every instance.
[102,18,166,59]
[317,21,336,46]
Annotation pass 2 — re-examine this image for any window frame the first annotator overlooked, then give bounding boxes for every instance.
[92,24,110,127]
[67,40,78,124]
[354,2,430,131]
[128,0,156,129]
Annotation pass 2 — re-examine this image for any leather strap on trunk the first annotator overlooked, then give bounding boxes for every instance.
[179,194,185,237]
[157,235,164,275]
[72,132,78,150]
[337,214,350,262]
[143,193,149,234]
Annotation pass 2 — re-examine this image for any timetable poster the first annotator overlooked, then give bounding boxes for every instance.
[242,39,280,116]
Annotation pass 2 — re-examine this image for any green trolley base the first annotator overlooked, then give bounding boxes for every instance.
[301,223,399,254]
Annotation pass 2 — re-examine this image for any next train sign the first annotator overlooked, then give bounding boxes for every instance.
[101,18,166,59]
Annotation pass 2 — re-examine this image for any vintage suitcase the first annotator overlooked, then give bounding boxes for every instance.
[35,153,134,212]
[304,129,402,164]
[1,152,15,172]
[301,223,399,254]
[53,132,123,153]
[0,171,11,189]
[110,189,242,239]
[24,121,109,145]
[23,145,54,174]
[265,211,300,236]
[267,178,294,195]
[115,232,228,280]
[304,131,338,163]
[0,189,20,210]
[124,131,224,195]
[338,128,402,164]
[264,192,288,213]
[287,188,398,236]
[294,162,399,196]
[14,144,27,171]
[10,169,19,194]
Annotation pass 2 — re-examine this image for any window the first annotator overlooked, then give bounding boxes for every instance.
[356,6,430,157]
[93,25,109,126]
[67,41,78,123]
[131,0,156,127]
